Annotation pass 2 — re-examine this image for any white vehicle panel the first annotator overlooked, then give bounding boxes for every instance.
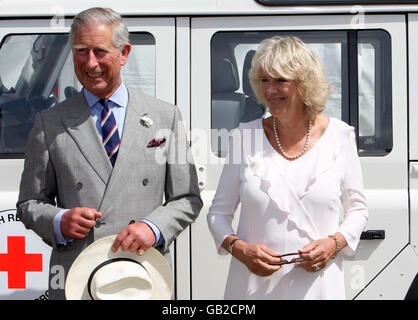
[190,14,407,299]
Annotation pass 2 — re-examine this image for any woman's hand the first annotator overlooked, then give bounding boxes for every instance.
[223,237,282,277]
[297,233,346,272]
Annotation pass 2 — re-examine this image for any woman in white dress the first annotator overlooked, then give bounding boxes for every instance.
[207,36,368,299]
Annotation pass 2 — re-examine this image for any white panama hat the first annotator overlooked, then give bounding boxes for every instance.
[65,235,173,300]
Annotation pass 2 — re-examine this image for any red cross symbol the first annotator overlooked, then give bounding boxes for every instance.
[0,236,42,289]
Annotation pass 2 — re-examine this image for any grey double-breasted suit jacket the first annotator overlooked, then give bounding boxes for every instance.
[16,89,202,300]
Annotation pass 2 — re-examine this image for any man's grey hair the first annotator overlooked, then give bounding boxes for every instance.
[70,7,129,52]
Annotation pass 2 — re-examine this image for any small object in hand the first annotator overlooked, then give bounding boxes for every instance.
[272,252,304,266]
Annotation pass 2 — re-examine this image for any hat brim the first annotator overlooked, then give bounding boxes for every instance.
[65,235,173,300]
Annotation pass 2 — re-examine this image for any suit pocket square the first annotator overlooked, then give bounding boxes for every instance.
[147,137,166,148]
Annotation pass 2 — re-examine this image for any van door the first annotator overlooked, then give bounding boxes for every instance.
[407,13,418,299]
[190,15,408,299]
[0,17,177,299]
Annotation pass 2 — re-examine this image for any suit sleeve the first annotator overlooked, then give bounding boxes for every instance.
[16,112,62,249]
[144,106,203,253]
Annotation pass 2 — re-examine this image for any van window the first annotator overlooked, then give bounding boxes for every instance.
[210,30,392,157]
[0,32,155,158]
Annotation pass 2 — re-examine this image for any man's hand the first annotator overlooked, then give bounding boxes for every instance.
[60,207,102,239]
[111,222,156,254]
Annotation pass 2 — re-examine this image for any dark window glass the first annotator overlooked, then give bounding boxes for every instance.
[210,30,392,157]
[0,33,155,158]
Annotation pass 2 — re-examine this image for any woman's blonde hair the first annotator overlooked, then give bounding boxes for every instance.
[249,36,331,120]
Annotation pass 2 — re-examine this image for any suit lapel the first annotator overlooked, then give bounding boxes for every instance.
[99,90,155,213]
[61,93,112,184]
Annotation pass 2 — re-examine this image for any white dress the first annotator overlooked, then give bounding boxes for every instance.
[207,117,368,300]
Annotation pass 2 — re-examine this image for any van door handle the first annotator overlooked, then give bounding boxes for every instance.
[360,230,385,240]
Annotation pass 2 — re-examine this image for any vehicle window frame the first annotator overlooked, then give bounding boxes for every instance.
[0,31,156,159]
[210,29,393,158]
[0,32,69,159]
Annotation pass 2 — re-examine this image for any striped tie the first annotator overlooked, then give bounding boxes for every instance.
[98,99,120,166]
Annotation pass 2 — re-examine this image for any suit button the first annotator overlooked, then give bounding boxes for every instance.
[142,178,149,186]
[76,182,83,190]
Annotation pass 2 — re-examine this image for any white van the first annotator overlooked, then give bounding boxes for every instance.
[0,0,417,300]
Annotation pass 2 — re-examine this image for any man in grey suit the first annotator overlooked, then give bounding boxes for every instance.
[16,7,202,300]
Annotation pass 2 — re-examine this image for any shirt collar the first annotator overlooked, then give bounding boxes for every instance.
[83,82,128,109]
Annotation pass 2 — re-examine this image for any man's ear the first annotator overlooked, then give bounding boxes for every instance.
[119,43,131,66]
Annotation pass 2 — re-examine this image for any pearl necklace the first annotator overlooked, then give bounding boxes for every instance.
[272,117,312,160]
